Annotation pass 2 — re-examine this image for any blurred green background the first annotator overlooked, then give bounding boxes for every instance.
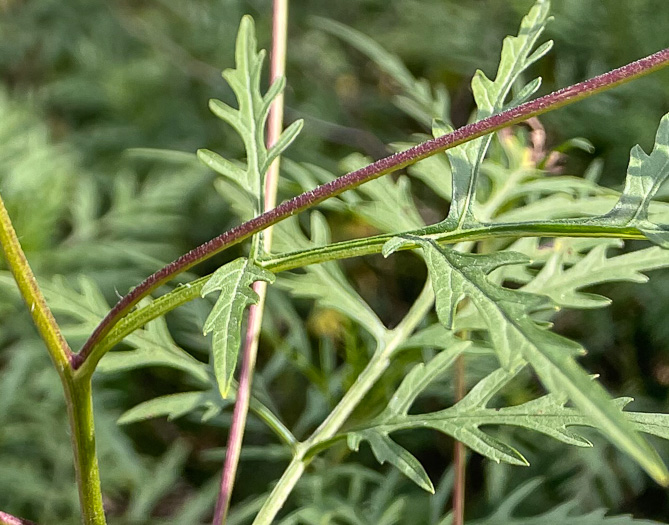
[1,0,668,523]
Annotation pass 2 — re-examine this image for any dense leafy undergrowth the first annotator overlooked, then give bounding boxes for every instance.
[2,0,669,523]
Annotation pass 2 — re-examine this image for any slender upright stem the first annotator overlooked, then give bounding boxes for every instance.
[75,47,669,368]
[62,375,106,525]
[0,194,106,524]
[213,2,289,523]
[253,281,436,524]
[0,193,72,368]
[452,354,466,525]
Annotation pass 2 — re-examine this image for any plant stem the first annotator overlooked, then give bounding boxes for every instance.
[84,215,666,370]
[0,511,38,525]
[213,2,289,523]
[260,218,650,271]
[252,280,436,524]
[0,193,72,368]
[452,354,466,525]
[0,194,106,524]
[62,375,107,525]
[76,47,669,369]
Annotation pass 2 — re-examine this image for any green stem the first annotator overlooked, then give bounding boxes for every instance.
[63,375,107,525]
[252,280,436,524]
[0,192,72,368]
[76,46,669,368]
[84,217,652,371]
[0,193,106,524]
[259,219,648,273]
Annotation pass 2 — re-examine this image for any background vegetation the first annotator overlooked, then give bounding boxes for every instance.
[1,0,668,522]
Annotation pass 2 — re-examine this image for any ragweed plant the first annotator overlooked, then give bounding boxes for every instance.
[2,1,669,524]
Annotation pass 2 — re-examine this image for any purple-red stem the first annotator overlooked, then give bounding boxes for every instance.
[212,302,263,524]
[73,47,669,370]
[0,511,37,525]
[212,1,289,524]
[452,354,466,525]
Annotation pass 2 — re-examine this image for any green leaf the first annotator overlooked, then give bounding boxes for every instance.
[117,390,226,425]
[594,113,669,246]
[384,235,669,485]
[443,0,552,227]
[347,431,434,493]
[199,15,303,210]
[313,17,449,127]
[351,355,669,476]
[201,257,275,397]
[524,241,669,309]
[197,148,247,184]
[263,119,304,174]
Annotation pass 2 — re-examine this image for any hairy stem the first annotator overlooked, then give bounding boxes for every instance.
[76,47,669,369]
[252,280,436,524]
[0,194,106,524]
[83,217,658,371]
[214,2,290,523]
[63,375,106,525]
[0,193,72,368]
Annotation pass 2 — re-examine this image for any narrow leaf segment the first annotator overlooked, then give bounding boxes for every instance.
[587,113,669,246]
[201,257,275,397]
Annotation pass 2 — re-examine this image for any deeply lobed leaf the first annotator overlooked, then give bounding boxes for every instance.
[383,235,669,485]
[201,257,275,397]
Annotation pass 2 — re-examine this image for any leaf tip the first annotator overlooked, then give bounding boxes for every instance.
[382,236,413,257]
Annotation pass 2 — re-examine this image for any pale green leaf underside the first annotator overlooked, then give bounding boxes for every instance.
[197,15,303,210]
[347,431,434,493]
[383,235,669,485]
[350,358,669,492]
[118,390,226,425]
[446,0,552,227]
[201,257,275,397]
[587,113,669,246]
[524,242,669,309]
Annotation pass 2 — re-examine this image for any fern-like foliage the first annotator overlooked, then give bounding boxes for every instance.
[195,16,306,401]
[369,0,669,488]
[197,15,303,212]
[467,479,663,525]
[376,113,669,488]
[383,232,667,484]
[346,348,669,492]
